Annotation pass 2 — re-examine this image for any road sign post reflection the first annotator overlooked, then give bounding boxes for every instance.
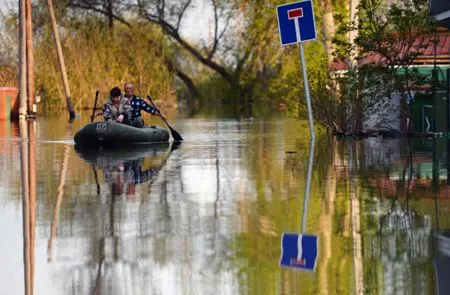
[280,133,318,271]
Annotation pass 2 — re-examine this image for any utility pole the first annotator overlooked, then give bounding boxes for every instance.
[25,0,35,117]
[46,0,75,120]
[19,0,27,118]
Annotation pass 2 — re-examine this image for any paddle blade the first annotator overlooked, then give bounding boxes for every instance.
[169,126,183,141]
[147,95,183,141]
[91,90,100,123]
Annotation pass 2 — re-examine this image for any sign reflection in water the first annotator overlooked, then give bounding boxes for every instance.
[280,132,318,271]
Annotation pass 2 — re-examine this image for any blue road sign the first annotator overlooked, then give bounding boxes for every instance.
[280,233,318,271]
[276,0,317,46]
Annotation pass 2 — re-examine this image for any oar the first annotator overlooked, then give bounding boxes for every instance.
[91,90,100,123]
[147,95,183,141]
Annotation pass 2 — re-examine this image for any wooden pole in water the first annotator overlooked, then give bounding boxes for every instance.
[25,0,35,117]
[46,0,75,120]
[19,120,30,295]
[19,0,28,117]
[20,120,35,295]
[48,143,70,262]
[28,121,36,294]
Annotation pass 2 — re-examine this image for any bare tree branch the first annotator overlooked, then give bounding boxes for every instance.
[143,11,235,85]
[175,0,191,31]
[207,0,219,60]
[68,0,132,27]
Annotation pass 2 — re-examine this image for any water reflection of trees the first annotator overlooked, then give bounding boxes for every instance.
[19,119,450,294]
[48,143,191,294]
[42,131,241,294]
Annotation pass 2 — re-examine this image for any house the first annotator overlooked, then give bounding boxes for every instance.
[331,27,450,133]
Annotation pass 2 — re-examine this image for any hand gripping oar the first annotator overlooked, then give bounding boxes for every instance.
[147,96,183,141]
[91,90,99,123]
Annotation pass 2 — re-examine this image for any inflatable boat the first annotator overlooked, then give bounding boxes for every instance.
[74,121,170,147]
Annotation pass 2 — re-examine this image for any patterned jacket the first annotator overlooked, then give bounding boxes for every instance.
[126,95,158,119]
[102,96,133,121]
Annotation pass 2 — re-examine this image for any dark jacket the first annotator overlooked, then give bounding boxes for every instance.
[102,96,133,122]
[127,95,158,119]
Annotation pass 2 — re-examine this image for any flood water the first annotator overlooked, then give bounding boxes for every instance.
[0,115,449,295]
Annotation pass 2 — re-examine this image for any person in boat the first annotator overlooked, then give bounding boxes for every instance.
[103,87,133,124]
[104,158,160,199]
[123,82,166,128]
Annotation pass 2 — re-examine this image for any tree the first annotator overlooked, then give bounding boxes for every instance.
[66,0,237,98]
[65,1,290,105]
[333,0,437,133]
[320,0,336,66]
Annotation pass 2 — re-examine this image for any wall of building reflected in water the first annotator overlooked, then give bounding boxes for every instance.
[361,137,450,295]
[0,117,449,294]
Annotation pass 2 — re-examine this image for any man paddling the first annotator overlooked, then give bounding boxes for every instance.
[123,82,165,128]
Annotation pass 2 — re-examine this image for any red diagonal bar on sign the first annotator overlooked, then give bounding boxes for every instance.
[288,8,303,19]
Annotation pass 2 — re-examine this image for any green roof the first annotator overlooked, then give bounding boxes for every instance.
[396,65,449,82]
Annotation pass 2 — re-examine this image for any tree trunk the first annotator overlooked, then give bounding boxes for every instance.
[106,0,114,29]
[348,0,359,69]
[164,59,200,99]
[321,0,336,66]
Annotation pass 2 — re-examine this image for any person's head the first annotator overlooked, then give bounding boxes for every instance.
[124,82,135,98]
[110,87,122,104]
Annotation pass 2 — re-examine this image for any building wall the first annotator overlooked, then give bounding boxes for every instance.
[363,92,402,131]
[0,87,19,120]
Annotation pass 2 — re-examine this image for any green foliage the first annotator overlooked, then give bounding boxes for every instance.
[267,42,339,129]
[34,21,175,113]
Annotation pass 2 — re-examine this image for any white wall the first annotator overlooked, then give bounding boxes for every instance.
[363,92,403,131]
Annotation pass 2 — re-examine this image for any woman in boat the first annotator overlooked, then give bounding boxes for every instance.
[103,87,133,124]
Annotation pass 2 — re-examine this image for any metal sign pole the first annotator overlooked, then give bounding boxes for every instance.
[299,42,315,142]
[277,1,319,271]
[296,20,315,142]
[296,18,315,233]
